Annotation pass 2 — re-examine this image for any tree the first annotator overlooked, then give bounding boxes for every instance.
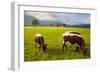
[63,24,66,27]
[32,19,39,26]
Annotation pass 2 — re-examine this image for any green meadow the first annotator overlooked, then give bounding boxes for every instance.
[24,27,90,61]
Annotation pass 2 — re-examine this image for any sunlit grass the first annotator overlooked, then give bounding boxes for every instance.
[24,27,90,61]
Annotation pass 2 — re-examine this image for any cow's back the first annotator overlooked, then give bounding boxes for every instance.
[63,35,84,44]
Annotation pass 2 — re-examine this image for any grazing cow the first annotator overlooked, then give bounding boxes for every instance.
[62,31,86,54]
[34,34,47,52]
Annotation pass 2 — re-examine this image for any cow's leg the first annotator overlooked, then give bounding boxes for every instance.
[65,45,68,51]
[35,43,37,49]
[38,46,41,51]
[75,45,80,52]
[43,48,46,53]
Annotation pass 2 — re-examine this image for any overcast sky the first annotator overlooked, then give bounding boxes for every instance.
[24,11,90,25]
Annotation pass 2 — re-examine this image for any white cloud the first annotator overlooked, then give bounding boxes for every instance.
[84,17,90,24]
[24,12,55,20]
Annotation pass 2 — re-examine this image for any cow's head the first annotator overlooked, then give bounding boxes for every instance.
[42,44,48,52]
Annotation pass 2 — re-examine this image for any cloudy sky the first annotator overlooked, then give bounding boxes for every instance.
[24,11,90,25]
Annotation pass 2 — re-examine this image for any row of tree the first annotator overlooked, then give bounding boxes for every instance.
[32,19,66,27]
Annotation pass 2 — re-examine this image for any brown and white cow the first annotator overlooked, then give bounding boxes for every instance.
[34,34,47,52]
[62,31,86,54]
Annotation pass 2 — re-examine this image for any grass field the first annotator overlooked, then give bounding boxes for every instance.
[24,27,90,61]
